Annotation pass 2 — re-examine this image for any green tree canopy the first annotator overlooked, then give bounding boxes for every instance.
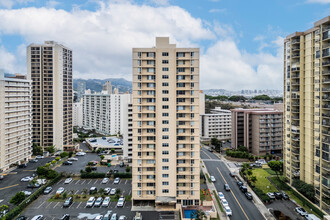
[267,161,283,178]
[10,192,26,205]
[46,146,56,154]
[228,95,247,102]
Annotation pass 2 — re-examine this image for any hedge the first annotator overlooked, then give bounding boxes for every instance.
[81,172,105,178]
[4,174,62,220]
[114,173,132,178]
[252,187,271,203]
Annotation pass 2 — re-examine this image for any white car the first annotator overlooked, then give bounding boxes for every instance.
[64,178,72,184]
[218,192,225,200]
[94,197,103,207]
[102,178,109,184]
[86,197,95,208]
[111,214,117,220]
[210,176,216,182]
[102,197,110,207]
[68,157,78,161]
[31,215,44,220]
[114,177,120,184]
[295,207,308,216]
[110,188,116,195]
[267,192,275,199]
[221,199,229,207]
[119,216,127,220]
[21,176,33,182]
[117,197,125,207]
[56,187,65,194]
[104,188,111,194]
[76,152,86,156]
[224,206,232,216]
[94,216,103,220]
[36,155,44,159]
[21,191,32,196]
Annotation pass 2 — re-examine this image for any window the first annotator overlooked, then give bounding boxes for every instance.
[162,166,169,170]
[162,90,169,94]
[162,52,169,56]
[191,67,194,72]
[162,105,169,109]
[162,136,169,139]
[162,182,169,185]
[177,75,185,80]
[162,128,169,132]
[162,174,169,178]
[191,83,194,88]
[162,98,169,101]
[162,75,169,79]
[137,52,142,57]
[177,52,185,57]
[162,113,169,117]
[147,75,155,80]
[177,68,185,72]
[147,52,155,57]
[162,82,169,86]
[162,60,169,64]
[162,158,169,162]
[191,52,194,57]
[177,83,185,87]
[147,60,155,65]
[162,120,169,124]
[147,68,155,72]
[138,75,141,80]
[162,143,169,147]
[147,106,155,110]
[162,151,169,155]
[162,67,169,71]
[162,189,169,193]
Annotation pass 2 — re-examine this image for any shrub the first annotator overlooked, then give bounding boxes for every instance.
[62,192,67,199]
[60,152,69,158]
[125,166,131,173]
[114,172,132,178]
[85,166,92,173]
[36,166,49,176]
[45,163,51,168]
[10,192,26,205]
[46,170,59,179]
[292,179,315,202]
[80,172,106,179]
[51,160,56,164]
[68,151,73,158]
[253,187,270,203]
[55,157,60,161]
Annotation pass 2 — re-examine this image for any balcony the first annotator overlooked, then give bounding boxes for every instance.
[323,78,330,84]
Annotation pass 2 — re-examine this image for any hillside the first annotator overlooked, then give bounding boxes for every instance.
[73,78,132,93]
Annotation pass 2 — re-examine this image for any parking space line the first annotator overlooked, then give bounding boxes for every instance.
[77,201,82,208]
[52,217,55,220]
[125,180,127,184]
[69,201,75,208]
[37,201,46,209]
[88,179,92,184]
[81,180,86,184]
[75,180,80,185]
[46,202,53,208]
[128,190,131,195]
[75,190,79,194]
[57,180,63,185]
[53,202,60,208]
[94,179,98,184]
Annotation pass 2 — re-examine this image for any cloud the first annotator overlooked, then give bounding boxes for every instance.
[147,0,169,6]
[46,0,60,8]
[0,0,34,9]
[209,8,226,13]
[306,0,330,3]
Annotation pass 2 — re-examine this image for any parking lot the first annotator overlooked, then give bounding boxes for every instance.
[21,177,138,219]
[267,199,305,220]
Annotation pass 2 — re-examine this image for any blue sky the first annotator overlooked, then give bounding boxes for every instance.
[0,0,329,90]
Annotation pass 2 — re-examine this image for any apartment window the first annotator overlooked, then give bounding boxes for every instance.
[177,83,185,87]
[138,75,141,80]
[162,120,169,124]
[191,52,194,57]
[137,52,142,57]
[147,75,155,80]
[162,113,169,117]
[162,182,169,186]
[162,52,169,56]
[162,151,169,155]
[162,189,169,193]
[162,136,169,139]
[162,143,169,147]
[162,60,169,64]
[147,83,155,88]
[162,98,169,101]
[147,60,155,65]
[162,67,169,71]
[162,82,169,86]
[162,90,169,94]
[162,105,169,109]
[162,166,169,170]
[177,68,185,72]
[147,52,155,57]
[191,67,194,72]
[137,183,141,187]
[137,83,141,88]
[191,83,194,88]
[162,75,169,79]
[177,52,185,57]
[177,75,185,80]
[147,68,155,73]
[162,174,169,178]
[162,158,169,162]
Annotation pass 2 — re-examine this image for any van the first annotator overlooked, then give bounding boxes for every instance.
[304,214,321,220]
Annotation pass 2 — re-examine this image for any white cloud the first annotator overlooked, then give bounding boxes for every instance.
[209,8,226,13]
[147,0,169,6]
[0,0,34,9]
[306,0,330,3]
[46,0,60,8]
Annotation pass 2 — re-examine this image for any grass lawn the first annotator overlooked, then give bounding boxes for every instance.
[263,168,277,175]
[252,168,277,193]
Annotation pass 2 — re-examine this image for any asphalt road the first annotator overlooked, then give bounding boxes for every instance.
[201,147,265,220]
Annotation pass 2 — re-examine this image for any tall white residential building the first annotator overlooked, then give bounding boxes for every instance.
[132,37,200,209]
[200,107,231,141]
[0,71,32,172]
[27,41,73,150]
[83,91,131,135]
[123,103,133,161]
[73,102,83,127]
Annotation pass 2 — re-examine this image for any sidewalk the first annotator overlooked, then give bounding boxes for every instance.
[213,152,276,220]
[201,160,229,220]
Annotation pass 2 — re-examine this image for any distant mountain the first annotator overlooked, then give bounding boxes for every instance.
[73,78,132,93]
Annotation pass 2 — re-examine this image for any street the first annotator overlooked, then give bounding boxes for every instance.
[200,147,265,220]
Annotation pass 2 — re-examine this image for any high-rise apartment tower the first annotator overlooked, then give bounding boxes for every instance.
[27,41,73,150]
[284,16,330,214]
[132,37,200,209]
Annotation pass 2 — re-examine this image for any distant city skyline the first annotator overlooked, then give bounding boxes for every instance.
[0,0,329,90]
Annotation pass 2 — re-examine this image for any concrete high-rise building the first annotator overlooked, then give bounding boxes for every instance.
[27,41,73,150]
[132,37,200,209]
[77,81,86,102]
[200,107,231,141]
[123,103,133,161]
[231,108,283,156]
[284,16,330,213]
[103,81,112,94]
[73,102,83,127]
[0,71,32,172]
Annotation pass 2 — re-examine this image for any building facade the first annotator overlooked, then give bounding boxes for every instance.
[123,103,133,161]
[73,102,83,127]
[27,41,73,150]
[77,81,86,102]
[132,37,200,209]
[284,16,330,213]
[231,108,283,156]
[82,92,131,136]
[0,71,32,172]
[200,107,231,141]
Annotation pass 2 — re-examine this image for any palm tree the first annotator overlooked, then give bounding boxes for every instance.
[191,210,206,220]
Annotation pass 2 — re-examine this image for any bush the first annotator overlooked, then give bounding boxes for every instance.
[68,151,73,158]
[80,172,106,179]
[87,162,94,166]
[85,166,92,173]
[46,170,58,179]
[55,157,60,161]
[51,160,56,164]
[36,166,49,176]
[45,163,51,168]
[125,166,131,173]
[114,173,132,178]
[253,187,270,203]
[60,152,69,158]
[10,192,26,205]
[291,189,324,218]
[292,179,315,202]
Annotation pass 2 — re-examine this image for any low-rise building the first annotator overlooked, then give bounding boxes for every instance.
[231,107,283,156]
[200,107,231,141]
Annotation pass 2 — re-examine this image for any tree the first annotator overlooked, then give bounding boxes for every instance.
[126,166,131,173]
[62,192,67,199]
[252,94,271,101]
[0,205,8,213]
[100,155,105,160]
[46,146,56,154]
[267,161,283,179]
[228,95,247,102]
[111,148,115,154]
[32,143,43,156]
[60,152,69,158]
[10,192,26,205]
[85,166,92,173]
[69,151,73,158]
[191,210,206,220]
[36,166,49,176]
[115,188,121,195]
[250,176,257,186]
[70,190,75,196]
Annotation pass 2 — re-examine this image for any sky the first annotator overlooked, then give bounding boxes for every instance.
[0,0,329,90]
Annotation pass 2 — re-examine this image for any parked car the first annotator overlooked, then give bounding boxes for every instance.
[36,155,44,159]
[110,188,116,195]
[224,184,230,191]
[221,199,229,207]
[31,215,44,220]
[18,163,27,168]
[27,183,40,188]
[63,161,73,165]
[64,178,73,184]
[282,192,289,200]
[68,157,78,161]
[94,215,103,220]
[117,197,125,207]
[60,214,70,220]
[208,148,213,152]
[21,191,32,196]
[114,177,120,184]
[30,159,38,163]
[113,169,119,174]
[102,197,110,207]
[104,188,111,194]
[245,192,253,200]
[102,178,109,184]
[56,187,65,194]
[119,162,125,167]
[274,192,282,199]
[90,187,97,194]
[224,206,232,216]
[210,176,216,182]
[91,166,97,171]
[110,214,117,220]
[237,181,243,187]
[218,192,225,200]
[103,213,111,220]
[240,185,248,193]
[43,186,52,194]
[119,216,127,220]
[296,207,308,216]
[15,216,27,220]
[76,152,86,156]
[0,175,4,180]
[304,214,321,220]
[267,192,275,199]
[94,197,103,207]
[86,197,95,207]
[229,172,236,177]
[21,176,33,182]
[63,197,73,208]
